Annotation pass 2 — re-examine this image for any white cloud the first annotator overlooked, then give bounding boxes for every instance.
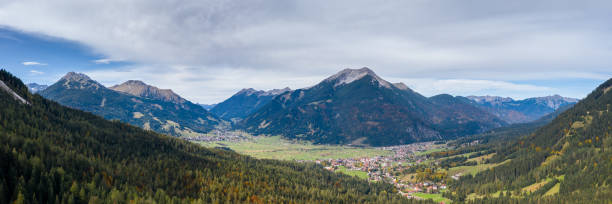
[92,58,122,64]
[22,61,47,66]
[387,77,556,100]
[1,1,610,102]
[85,65,322,103]
[29,70,44,74]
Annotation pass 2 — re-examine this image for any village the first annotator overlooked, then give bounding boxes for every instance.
[315,142,451,202]
[184,128,252,142]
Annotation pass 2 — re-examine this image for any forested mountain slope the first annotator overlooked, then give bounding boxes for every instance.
[448,78,612,203]
[0,70,425,203]
[40,72,221,137]
[241,68,505,146]
[452,103,575,145]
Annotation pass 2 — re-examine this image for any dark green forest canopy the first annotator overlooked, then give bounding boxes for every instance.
[445,78,612,203]
[0,69,431,203]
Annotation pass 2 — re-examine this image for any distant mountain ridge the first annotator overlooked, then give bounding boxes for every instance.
[40,72,221,136]
[451,78,612,203]
[467,95,579,123]
[110,80,187,104]
[211,87,290,121]
[199,103,217,110]
[26,83,48,93]
[240,67,505,146]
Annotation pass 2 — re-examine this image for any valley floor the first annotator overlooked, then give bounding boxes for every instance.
[193,133,462,203]
[192,132,584,203]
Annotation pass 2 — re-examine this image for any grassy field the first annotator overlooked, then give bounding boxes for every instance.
[467,175,566,200]
[543,183,560,196]
[196,136,392,160]
[522,175,565,194]
[416,146,447,156]
[335,166,369,180]
[467,153,495,163]
[448,159,511,176]
[412,192,452,203]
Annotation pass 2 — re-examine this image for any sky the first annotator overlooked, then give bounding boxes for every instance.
[0,0,610,104]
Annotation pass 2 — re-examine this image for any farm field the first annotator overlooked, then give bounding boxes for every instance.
[412,192,452,203]
[196,135,392,160]
[335,166,369,180]
[448,159,512,176]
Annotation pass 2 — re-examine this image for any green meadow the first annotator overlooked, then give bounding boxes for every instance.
[195,135,392,160]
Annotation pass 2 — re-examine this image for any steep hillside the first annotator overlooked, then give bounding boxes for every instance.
[0,69,420,203]
[211,87,290,121]
[453,103,576,145]
[467,95,578,123]
[448,78,612,203]
[40,72,221,136]
[241,68,505,146]
[429,94,506,138]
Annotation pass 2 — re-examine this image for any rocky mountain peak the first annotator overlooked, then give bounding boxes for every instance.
[261,87,291,96]
[467,95,514,105]
[237,88,258,95]
[109,80,185,104]
[532,95,580,109]
[122,80,148,86]
[324,67,392,88]
[61,72,92,82]
[59,72,103,89]
[236,87,291,96]
[392,82,410,91]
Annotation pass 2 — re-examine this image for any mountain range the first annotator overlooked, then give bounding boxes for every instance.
[466,95,578,123]
[31,68,578,146]
[239,67,506,146]
[0,69,405,203]
[199,103,217,110]
[26,82,48,93]
[210,87,290,122]
[450,77,612,203]
[39,72,221,136]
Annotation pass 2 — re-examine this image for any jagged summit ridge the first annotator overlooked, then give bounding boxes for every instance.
[236,87,291,96]
[392,82,410,91]
[324,67,392,89]
[27,83,48,93]
[62,72,92,82]
[211,87,291,121]
[466,95,513,105]
[60,72,103,89]
[531,94,580,109]
[109,80,185,104]
[467,94,580,123]
[261,87,291,96]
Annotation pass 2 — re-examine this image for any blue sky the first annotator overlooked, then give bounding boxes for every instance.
[0,27,130,85]
[0,1,610,103]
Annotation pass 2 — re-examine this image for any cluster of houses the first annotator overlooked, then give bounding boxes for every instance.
[184,129,251,142]
[316,142,450,199]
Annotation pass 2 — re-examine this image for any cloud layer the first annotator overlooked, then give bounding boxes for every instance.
[1,0,611,102]
[22,61,46,66]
